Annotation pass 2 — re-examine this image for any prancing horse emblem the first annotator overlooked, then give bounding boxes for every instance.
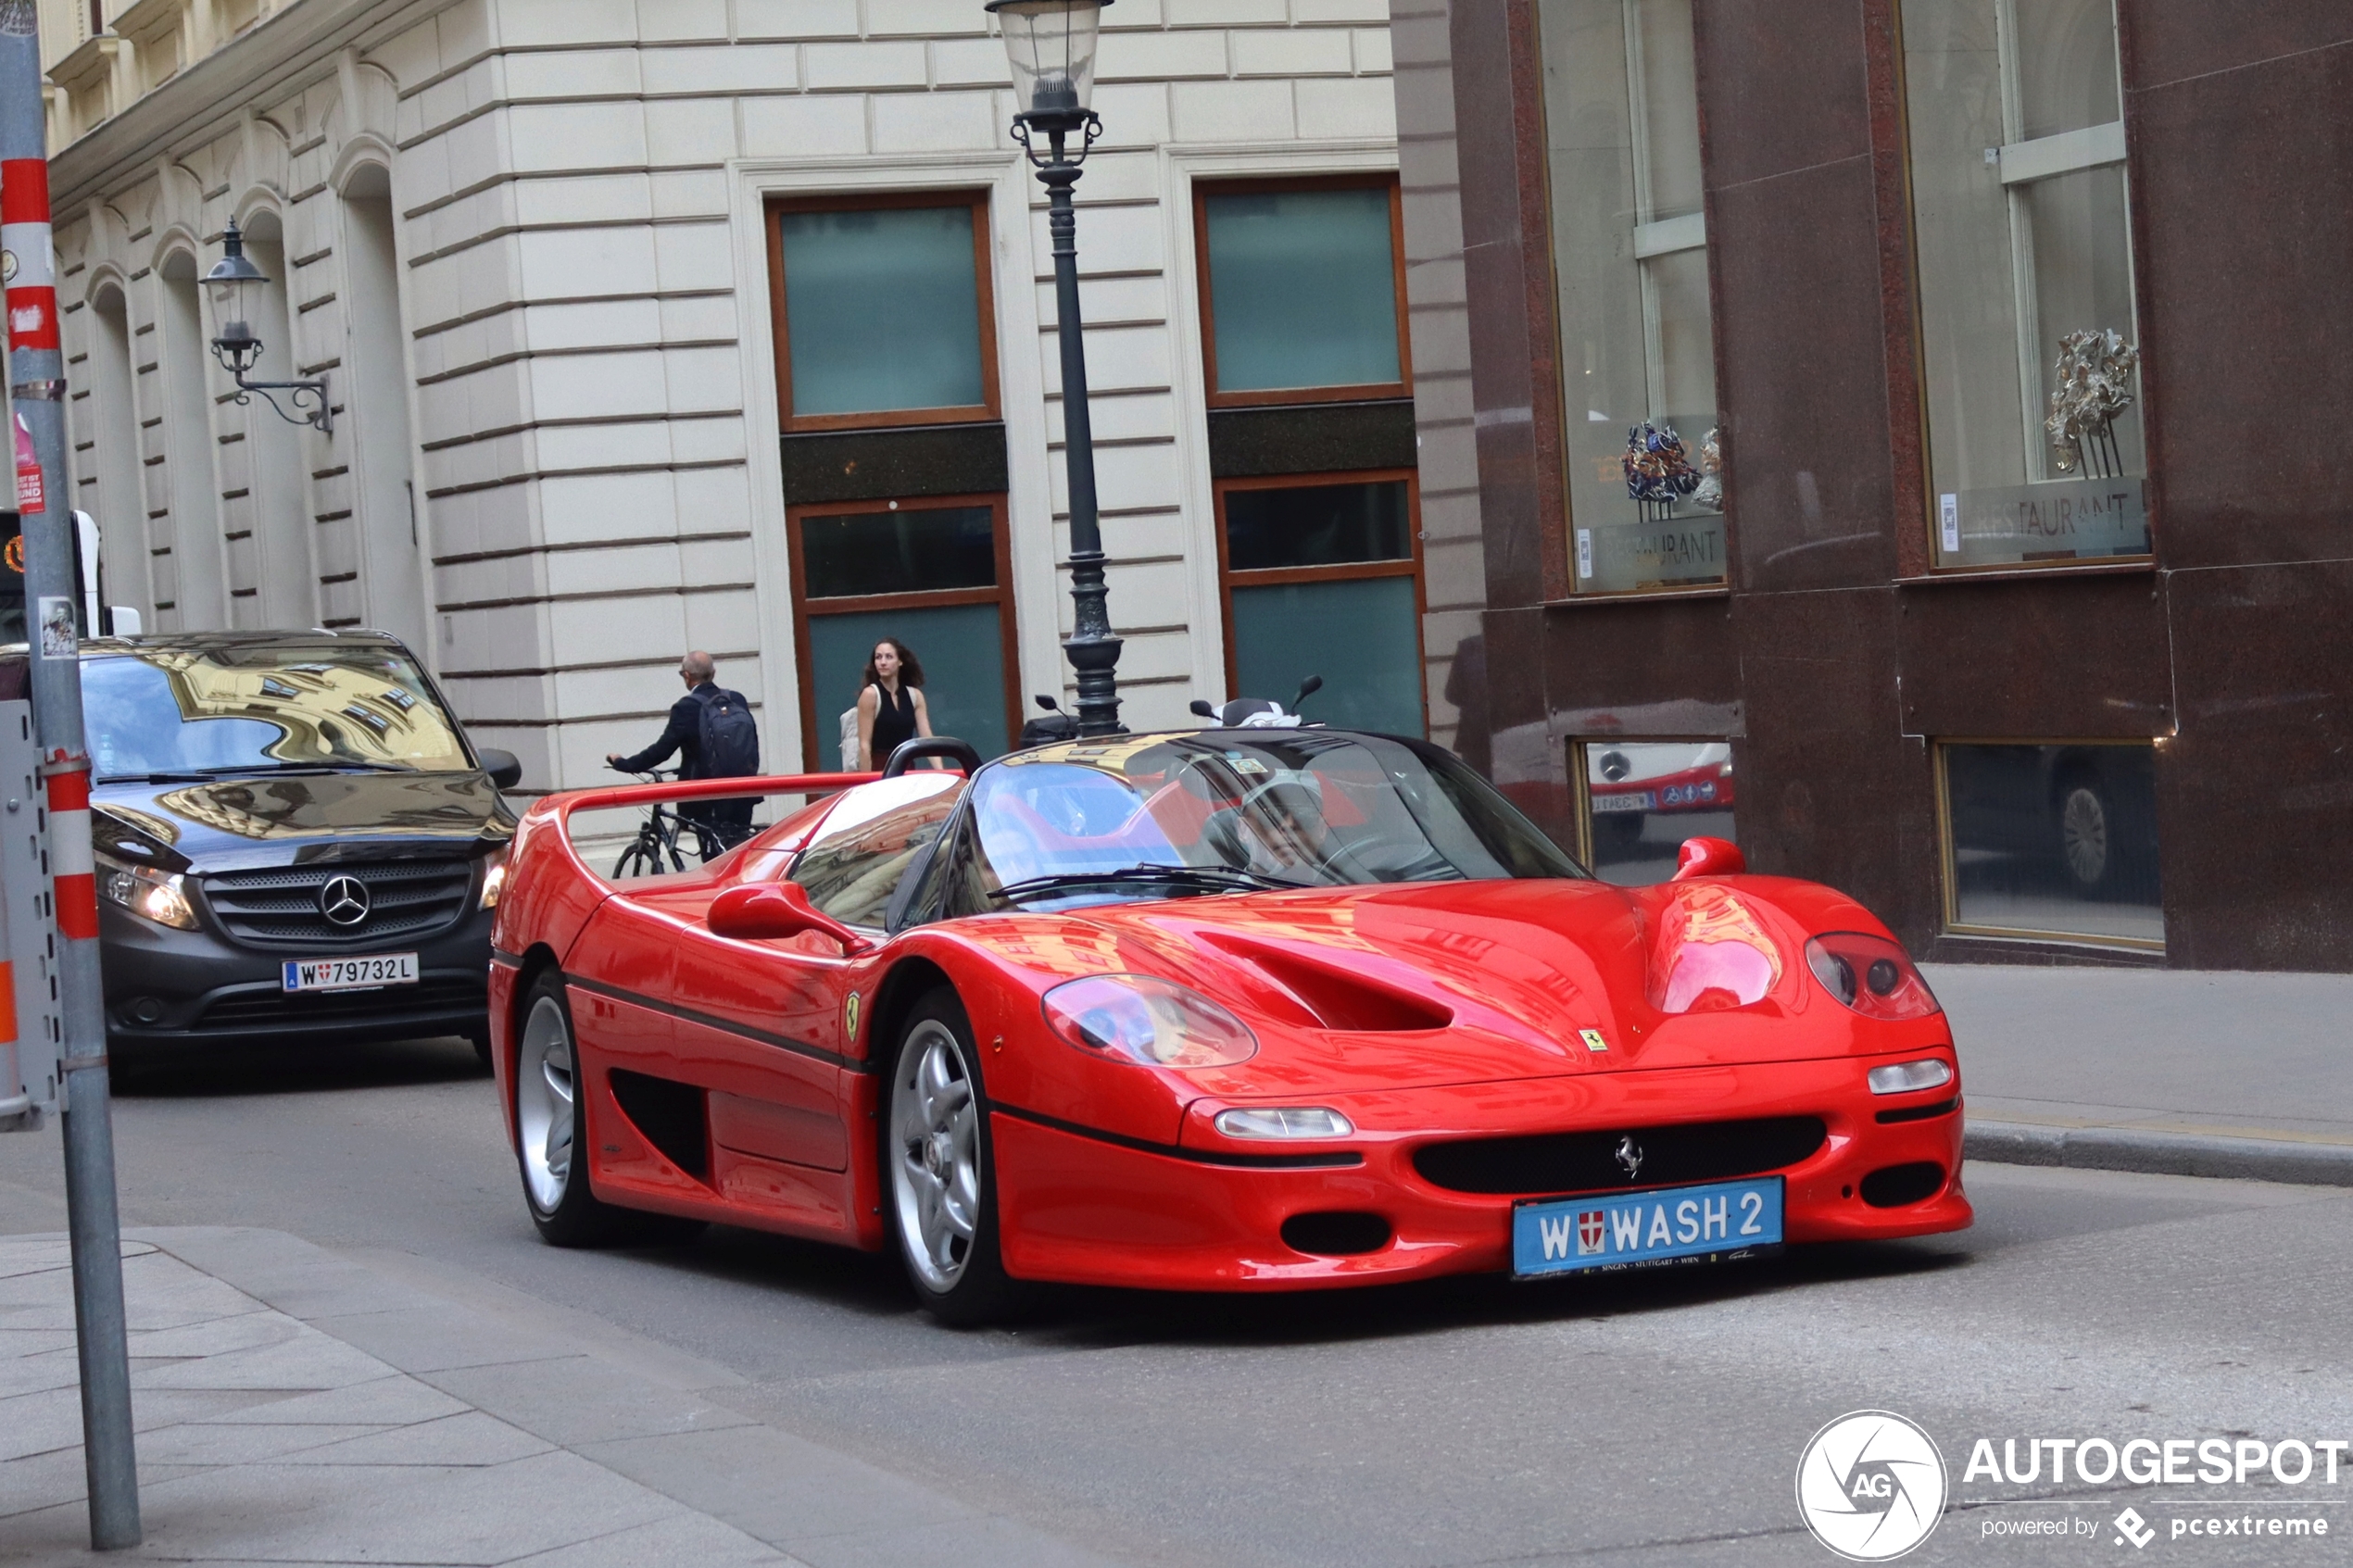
[319,874,371,927]
[1614,1135,1645,1182]
[843,991,862,1043]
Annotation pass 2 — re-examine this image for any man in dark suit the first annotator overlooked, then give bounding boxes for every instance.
[606,650,754,858]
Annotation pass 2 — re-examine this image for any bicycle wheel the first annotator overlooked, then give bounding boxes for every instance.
[612,839,662,879]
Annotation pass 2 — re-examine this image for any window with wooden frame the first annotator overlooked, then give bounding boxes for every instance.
[1214,471,1427,737]
[767,191,1000,432]
[1935,739,2161,948]
[786,495,1020,770]
[1901,0,2149,571]
[1572,738,1737,884]
[1536,0,1729,596]
[1193,176,1411,408]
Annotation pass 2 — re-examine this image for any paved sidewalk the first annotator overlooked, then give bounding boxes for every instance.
[0,1229,1115,1568]
[1928,964,2353,1185]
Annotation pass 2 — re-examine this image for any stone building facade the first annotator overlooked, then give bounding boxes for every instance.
[36,0,1432,794]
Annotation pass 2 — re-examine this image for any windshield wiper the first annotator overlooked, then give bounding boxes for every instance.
[95,761,417,784]
[994,863,1301,903]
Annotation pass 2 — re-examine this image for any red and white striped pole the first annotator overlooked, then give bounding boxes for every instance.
[3,0,141,1549]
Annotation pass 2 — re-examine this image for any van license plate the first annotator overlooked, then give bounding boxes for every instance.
[283,953,420,993]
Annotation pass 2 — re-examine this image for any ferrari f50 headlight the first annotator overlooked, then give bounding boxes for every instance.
[1042,974,1259,1068]
[95,853,198,931]
[1806,932,1940,1021]
[1868,1058,1954,1096]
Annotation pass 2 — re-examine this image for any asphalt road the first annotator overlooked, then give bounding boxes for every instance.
[4,1037,2349,1567]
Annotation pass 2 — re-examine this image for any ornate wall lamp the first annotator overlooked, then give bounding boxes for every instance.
[203,220,331,434]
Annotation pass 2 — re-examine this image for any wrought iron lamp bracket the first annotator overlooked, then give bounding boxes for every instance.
[1011,110,1102,169]
[211,344,332,435]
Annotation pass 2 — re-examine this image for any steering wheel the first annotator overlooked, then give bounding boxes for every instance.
[1322,832,1453,884]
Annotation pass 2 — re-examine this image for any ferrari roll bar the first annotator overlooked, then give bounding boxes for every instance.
[884,736,983,778]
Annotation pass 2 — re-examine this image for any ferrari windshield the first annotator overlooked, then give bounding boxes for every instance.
[968,733,1583,904]
[84,646,473,782]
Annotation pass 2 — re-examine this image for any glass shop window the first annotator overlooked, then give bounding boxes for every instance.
[1902,0,2148,569]
[1195,179,1409,404]
[1940,742,2162,947]
[772,194,997,427]
[1536,0,1727,595]
[1577,739,1736,884]
[789,499,1017,767]
[1216,475,1426,737]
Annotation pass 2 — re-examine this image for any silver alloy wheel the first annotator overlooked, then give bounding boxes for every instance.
[516,994,577,1213]
[2060,785,2109,886]
[890,1019,981,1292]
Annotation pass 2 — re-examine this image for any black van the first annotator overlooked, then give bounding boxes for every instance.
[4,631,521,1057]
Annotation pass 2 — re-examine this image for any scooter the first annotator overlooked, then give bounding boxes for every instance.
[1190,675,1323,730]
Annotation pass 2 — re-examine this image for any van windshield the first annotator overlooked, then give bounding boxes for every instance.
[84,647,474,782]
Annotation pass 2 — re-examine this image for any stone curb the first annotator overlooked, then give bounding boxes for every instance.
[1965,1120,2353,1187]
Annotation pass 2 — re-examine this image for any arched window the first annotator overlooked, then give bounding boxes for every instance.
[339,164,428,652]
[157,248,226,630]
[233,210,318,627]
[87,282,152,617]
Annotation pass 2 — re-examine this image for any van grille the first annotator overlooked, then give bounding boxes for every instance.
[195,978,486,1031]
[1412,1115,1828,1197]
[199,859,477,947]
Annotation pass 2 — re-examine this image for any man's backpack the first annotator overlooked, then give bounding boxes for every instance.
[695,686,761,779]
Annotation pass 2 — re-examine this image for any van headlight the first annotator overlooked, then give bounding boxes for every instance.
[96,853,198,931]
[479,848,510,909]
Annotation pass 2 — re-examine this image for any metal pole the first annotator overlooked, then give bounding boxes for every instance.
[1038,130,1123,737]
[1,1,142,1549]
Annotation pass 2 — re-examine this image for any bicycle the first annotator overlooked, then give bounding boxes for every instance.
[610,768,713,877]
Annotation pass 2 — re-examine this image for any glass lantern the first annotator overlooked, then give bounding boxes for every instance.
[988,0,1111,126]
[202,220,270,374]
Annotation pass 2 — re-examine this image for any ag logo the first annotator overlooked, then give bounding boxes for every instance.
[843,990,861,1043]
[1794,1411,1946,1562]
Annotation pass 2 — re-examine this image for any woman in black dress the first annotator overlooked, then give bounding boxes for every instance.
[856,638,935,771]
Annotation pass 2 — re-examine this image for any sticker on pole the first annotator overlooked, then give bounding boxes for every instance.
[37,596,74,658]
[12,412,40,512]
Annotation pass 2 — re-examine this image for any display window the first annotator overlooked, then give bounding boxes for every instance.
[1193,177,1410,408]
[786,496,1020,768]
[1936,740,2162,947]
[1574,738,1736,884]
[1901,0,2149,571]
[1213,472,1427,737]
[767,192,1000,431]
[1536,0,1728,596]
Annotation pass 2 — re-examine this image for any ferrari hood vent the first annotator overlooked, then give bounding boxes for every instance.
[1200,936,1453,1034]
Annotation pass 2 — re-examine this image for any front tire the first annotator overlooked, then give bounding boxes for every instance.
[514,974,638,1247]
[887,990,1019,1325]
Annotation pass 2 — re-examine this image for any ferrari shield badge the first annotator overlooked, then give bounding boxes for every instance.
[843,991,862,1044]
[1579,1028,1608,1053]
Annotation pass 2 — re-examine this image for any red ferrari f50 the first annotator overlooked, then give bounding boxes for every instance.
[489,728,1969,1323]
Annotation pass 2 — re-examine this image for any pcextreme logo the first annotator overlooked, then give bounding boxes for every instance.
[1795,1411,1949,1562]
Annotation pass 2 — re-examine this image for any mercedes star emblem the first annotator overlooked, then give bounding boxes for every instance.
[1614,1135,1645,1181]
[1599,750,1632,783]
[319,874,371,928]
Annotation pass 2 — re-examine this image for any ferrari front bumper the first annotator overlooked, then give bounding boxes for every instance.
[990,1053,1969,1291]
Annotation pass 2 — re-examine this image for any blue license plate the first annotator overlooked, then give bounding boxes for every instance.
[1513,1177,1782,1278]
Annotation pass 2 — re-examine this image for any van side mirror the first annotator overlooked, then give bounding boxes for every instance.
[708,881,871,953]
[476,747,523,790]
[1189,699,1217,720]
[1671,836,1746,880]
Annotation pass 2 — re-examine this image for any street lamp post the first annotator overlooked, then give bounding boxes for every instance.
[203,220,331,433]
[990,0,1123,736]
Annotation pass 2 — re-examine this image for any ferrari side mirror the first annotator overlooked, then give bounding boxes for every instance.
[1671,836,1746,880]
[708,881,871,953]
